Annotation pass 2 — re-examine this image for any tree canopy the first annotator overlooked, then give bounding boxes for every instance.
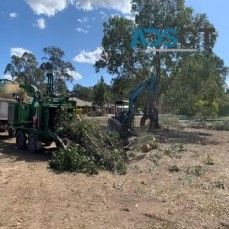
[40,46,75,94]
[4,46,75,95]
[70,84,93,101]
[95,0,228,116]
[93,76,110,107]
[4,52,44,86]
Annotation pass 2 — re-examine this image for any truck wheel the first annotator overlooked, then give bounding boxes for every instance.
[16,131,26,149]
[28,134,42,153]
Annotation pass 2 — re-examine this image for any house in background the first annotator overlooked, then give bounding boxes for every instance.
[70,98,117,116]
[69,98,93,114]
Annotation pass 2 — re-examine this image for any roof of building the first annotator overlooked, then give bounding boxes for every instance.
[69,97,93,107]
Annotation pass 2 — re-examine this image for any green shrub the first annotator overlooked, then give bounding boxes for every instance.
[194,99,219,119]
[204,155,214,165]
[186,165,204,176]
[164,143,185,158]
[168,165,180,173]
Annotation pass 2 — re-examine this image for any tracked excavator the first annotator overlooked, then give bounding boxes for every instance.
[108,72,159,136]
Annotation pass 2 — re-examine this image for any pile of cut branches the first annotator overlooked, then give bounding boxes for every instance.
[49,114,127,175]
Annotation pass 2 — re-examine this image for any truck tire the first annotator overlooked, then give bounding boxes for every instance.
[16,131,26,149]
[28,134,42,153]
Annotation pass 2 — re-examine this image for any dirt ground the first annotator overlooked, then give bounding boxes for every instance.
[0,120,229,228]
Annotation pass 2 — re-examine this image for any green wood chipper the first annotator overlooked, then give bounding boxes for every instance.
[8,72,76,153]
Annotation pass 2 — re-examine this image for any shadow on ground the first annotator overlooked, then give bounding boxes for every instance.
[128,153,146,163]
[150,127,219,145]
[0,134,54,163]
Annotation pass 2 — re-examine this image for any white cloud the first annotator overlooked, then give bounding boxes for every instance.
[9,12,18,18]
[125,14,135,21]
[25,0,68,17]
[110,13,121,18]
[25,0,131,17]
[100,11,107,19]
[10,47,32,57]
[76,27,88,33]
[3,74,13,80]
[73,47,102,64]
[73,0,131,14]
[33,18,46,29]
[77,17,88,23]
[65,69,82,80]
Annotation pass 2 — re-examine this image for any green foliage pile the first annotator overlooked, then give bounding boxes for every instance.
[186,165,204,177]
[49,117,127,175]
[164,143,185,158]
[132,132,158,151]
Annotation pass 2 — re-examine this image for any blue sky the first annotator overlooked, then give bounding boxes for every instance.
[0,0,228,90]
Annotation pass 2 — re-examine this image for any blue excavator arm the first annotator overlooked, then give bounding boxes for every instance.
[128,73,157,114]
[121,72,158,132]
[108,72,159,136]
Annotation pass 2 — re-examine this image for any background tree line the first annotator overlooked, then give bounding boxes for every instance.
[4,0,229,117]
[4,46,111,109]
[4,46,75,95]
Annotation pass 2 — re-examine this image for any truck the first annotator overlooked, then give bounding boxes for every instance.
[0,101,8,131]
[0,79,24,136]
